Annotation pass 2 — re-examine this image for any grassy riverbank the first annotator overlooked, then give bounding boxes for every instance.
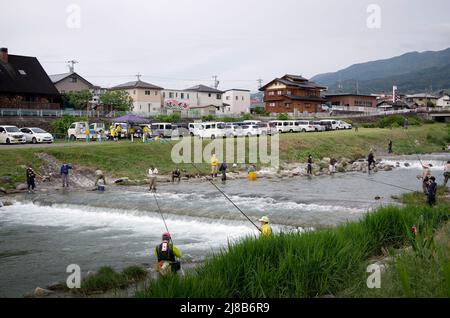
[0,123,449,189]
[135,188,450,298]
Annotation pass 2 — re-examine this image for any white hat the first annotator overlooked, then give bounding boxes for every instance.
[259,216,269,223]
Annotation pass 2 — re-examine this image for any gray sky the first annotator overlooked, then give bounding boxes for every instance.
[1,0,449,91]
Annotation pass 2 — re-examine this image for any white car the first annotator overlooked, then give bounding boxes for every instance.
[224,123,245,138]
[20,127,54,144]
[188,123,203,136]
[310,121,326,132]
[240,125,262,137]
[198,122,226,139]
[0,125,26,144]
[337,120,353,130]
[319,120,340,130]
[296,121,316,132]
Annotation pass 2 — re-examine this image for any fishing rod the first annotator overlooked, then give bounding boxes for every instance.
[190,162,261,232]
[153,191,170,234]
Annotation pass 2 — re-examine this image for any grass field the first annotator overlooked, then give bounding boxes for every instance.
[0,123,449,188]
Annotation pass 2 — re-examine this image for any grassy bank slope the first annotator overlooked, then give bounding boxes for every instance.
[0,124,449,188]
[136,189,450,298]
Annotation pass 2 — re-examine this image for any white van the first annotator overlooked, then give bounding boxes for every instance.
[151,123,173,138]
[0,125,26,144]
[198,122,226,139]
[269,121,287,133]
[188,123,203,136]
[337,120,353,130]
[319,120,340,130]
[296,120,316,132]
[242,120,262,126]
[67,122,89,140]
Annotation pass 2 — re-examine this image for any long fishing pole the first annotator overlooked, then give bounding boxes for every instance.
[153,191,170,234]
[190,162,261,232]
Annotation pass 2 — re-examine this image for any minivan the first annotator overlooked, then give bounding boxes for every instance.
[197,122,226,139]
[151,123,173,138]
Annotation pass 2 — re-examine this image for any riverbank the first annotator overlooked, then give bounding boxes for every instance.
[1,124,449,191]
[136,187,450,298]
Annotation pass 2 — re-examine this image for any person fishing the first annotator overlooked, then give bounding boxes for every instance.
[443,160,450,186]
[60,162,73,188]
[148,166,158,192]
[388,140,393,154]
[421,163,432,194]
[427,176,437,206]
[258,216,272,238]
[329,158,337,175]
[210,154,219,179]
[367,151,376,173]
[94,169,106,190]
[307,155,313,175]
[26,165,37,193]
[172,167,181,183]
[154,232,182,276]
[219,162,228,181]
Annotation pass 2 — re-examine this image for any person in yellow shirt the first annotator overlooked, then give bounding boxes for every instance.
[154,232,182,276]
[259,216,272,237]
[85,128,90,143]
[142,126,150,143]
[210,154,219,178]
[109,125,116,141]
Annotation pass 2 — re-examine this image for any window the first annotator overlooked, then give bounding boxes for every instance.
[18,69,27,75]
[133,90,136,95]
[268,91,275,96]
[187,93,190,99]
[71,77,77,83]
[208,93,212,97]
[181,93,184,99]
[169,92,174,98]
[226,96,230,100]
[242,96,244,101]
[0,127,4,133]
[269,102,276,107]
[163,92,166,98]
[277,91,282,95]
[236,96,238,101]
[176,93,178,98]
[287,91,291,95]
[145,90,151,95]
[217,94,221,99]
[155,91,158,96]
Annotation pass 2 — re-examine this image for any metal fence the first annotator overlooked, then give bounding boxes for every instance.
[0,108,127,118]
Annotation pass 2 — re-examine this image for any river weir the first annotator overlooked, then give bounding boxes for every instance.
[0,154,448,297]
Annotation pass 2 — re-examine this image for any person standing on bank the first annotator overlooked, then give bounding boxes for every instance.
[368,151,376,173]
[388,140,393,154]
[427,176,437,206]
[172,167,181,183]
[258,216,272,238]
[307,155,313,175]
[219,162,228,181]
[148,166,158,192]
[210,154,219,178]
[60,162,73,188]
[26,165,36,193]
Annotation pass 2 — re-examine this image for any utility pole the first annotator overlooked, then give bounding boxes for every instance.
[136,73,142,81]
[212,75,219,89]
[66,60,78,73]
[257,78,263,89]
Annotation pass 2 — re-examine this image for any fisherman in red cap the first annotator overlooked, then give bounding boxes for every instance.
[154,232,182,276]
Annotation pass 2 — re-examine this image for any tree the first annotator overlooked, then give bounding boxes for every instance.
[52,115,88,135]
[277,113,290,120]
[62,90,93,110]
[100,90,133,111]
[426,100,436,108]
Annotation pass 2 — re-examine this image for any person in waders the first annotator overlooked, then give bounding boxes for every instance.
[443,160,450,186]
[26,165,37,193]
[148,166,158,192]
[421,163,432,194]
[154,232,182,276]
[427,176,437,206]
[210,154,219,178]
[307,155,313,175]
[388,140,393,154]
[172,167,181,183]
[60,162,73,188]
[259,216,272,238]
[367,151,376,173]
[219,162,228,181]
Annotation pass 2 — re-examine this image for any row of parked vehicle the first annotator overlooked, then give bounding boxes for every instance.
[0,125,54,144]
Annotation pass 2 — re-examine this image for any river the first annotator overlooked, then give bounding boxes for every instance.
[0,153,448,297]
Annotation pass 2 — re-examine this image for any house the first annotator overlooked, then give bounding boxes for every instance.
[110,79,163,116]
[405,93,439,107]
[436,94,450,108]
[221,89,251,115]
[325,93,377,111]
[259,74,327,114]
[161,89,197,115]
[49,72,94,94]
[185,84,224,107]
[0,47,61,109]
[377,100,414,111]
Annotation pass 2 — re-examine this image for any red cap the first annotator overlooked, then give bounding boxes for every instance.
[162,232,171,240]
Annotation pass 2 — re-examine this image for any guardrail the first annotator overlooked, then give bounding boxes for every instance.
[0,108,127,118]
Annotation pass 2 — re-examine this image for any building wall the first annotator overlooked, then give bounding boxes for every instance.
[55,77,91,94]
[436,95,450,107]
[162,89,197,112]
[124,88,162,116]
[222,90,250,114]
[326,95,377,108]
[265,100,322,114]
[197,92,223,107]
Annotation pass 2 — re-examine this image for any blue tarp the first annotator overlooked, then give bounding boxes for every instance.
[110,114,151,124]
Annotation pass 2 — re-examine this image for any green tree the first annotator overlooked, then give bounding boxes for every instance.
[52,115,88,135]
[277,113,290,120]
[62,90,93,110]
[100,90,133,111]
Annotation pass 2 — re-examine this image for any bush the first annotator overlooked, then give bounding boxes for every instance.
[52,115,88,135]
[202,115,217,122]
[153,113,181,123]
[277,113,290,120]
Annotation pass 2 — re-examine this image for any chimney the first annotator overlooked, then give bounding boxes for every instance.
[0,48,8,63]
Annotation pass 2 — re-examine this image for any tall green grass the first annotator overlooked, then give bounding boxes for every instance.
[136,203,450,298]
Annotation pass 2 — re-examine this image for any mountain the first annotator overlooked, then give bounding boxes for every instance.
[311,48,450,94]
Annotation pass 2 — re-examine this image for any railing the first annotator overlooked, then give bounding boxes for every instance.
[0,108,127,118]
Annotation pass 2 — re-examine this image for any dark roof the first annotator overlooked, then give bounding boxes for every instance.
[325,93,377,98]
[49,72,94,88]
[259,74,327,91]
[223,88,251,92]
[0,54,60,95]
[185,84,223,94]
[111,80,163,90]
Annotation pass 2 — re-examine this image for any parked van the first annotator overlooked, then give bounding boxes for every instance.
[269,120,286,133]
[67,122,89,140]
[188,123,203,136]
[172,123,190,138]
[240,124,262,137]
[319,120,340,130]
[89,123,106,135]
[242,120,262,126]
[336,120,352,130]
[224,123,245,138]
[296,120,316,132]
[0,125,26,144]
[151,123,173,138]
[198,122,226,139]
[310,121,326,132]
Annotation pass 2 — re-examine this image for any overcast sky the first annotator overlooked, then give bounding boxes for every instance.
[1,0,449,91]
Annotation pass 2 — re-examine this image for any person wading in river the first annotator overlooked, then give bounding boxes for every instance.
[219,162,228,181]
[259,216,272,238]
[367,151,376,173]
[210,154,219,179]
[421,163,432,194]
[154,232,182,276]
[172,167,181,183]
[26,165,37,193]
[148,166,158,192]
[427,176,437,206]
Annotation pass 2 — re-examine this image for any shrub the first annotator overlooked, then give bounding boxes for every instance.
[52,115,88,135]
[277,113,290,120]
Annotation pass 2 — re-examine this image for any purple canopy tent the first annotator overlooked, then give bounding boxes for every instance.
[110,114,151,124]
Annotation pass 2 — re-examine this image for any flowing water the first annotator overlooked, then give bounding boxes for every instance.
[0,154,448,297]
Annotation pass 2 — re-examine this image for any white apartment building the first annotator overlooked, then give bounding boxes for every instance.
[436,94,450,108]
[221,89,251,115]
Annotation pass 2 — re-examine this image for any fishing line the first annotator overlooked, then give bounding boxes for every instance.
[153,192,170,234]
[190,163,261,232]
[353,174,417,193]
